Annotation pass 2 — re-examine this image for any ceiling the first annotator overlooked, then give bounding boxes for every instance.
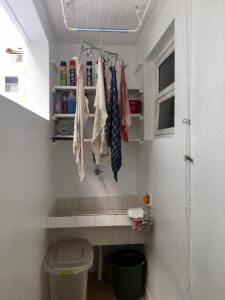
[44,0,156,45]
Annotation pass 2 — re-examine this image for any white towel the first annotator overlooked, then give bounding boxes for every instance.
[127,207,144,219]
[73,58,89,182]
[91,59,108,165]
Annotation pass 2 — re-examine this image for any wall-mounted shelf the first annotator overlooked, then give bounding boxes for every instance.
[52,135,143,144]
[53,113,143,120]
[52,85,143,93]
[52,85,144,144]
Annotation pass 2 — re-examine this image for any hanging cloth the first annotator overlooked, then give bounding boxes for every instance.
[73,58,89,182]
[106,66,122,182]
[103,61,108,102]
[119,64,132,142]
[92,58,108,165]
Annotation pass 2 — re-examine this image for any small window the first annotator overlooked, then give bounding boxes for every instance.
[5,76,19,92]
[158,96,174,130]
[155,44,175,136]
[159,52,175,92]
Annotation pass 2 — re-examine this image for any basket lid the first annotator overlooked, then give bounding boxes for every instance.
[46,239,93,274]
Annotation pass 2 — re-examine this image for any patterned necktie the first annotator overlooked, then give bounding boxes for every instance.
[106,66,122,182]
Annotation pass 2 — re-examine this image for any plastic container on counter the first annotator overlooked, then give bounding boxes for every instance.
[129,100,142,114]
[45,239,93,300]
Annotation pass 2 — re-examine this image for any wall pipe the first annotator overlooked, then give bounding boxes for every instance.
[182,0,193,299]
[61,0,152,33]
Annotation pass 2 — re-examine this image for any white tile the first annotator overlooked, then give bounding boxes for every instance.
[57,228,79,240]
[115,215,131,226]
[65,210,79,216]
[76,228,96,245]
[95,215,115,227]
[94,197,109,210]
[95,228,113,245]
[55,211,65,217]
[46,217,55,228]
[55,216,76,228]
[133,197,142,208]
[55,198,65,211]
[112,227,130,245]
[79,197,94,211]
[128,229,146,244]
[108,196,123,210]
[65,198,79,211]
[122,196,137,209]
[76,216,95,227]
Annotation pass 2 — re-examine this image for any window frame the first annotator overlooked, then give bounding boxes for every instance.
[154,41,175,136]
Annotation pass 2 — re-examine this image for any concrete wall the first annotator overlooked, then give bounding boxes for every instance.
[0,96,55,300]
[136,0,225,299]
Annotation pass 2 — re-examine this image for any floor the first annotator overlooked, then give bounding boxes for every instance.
[87,273,147,300]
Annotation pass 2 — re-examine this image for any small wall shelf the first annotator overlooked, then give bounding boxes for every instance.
[53,113,143,120]
[52,85,144,144]
[52,136,143,144]
[52,85,143,93]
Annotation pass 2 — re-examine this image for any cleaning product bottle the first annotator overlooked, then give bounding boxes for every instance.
[86,61,93,86]
[62,92,68,113]
[60,61,67,86]
[55,93,62,113]
[67,91,76,114]
[95,60,98,83]
[69,60,76,86]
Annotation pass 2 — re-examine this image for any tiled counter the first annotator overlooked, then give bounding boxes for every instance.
[46,196,146,245]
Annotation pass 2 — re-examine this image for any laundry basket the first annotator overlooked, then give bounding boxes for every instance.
[45,239,93,300]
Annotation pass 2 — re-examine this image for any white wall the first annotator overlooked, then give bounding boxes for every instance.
[0,96,55,300]
[190,1,225,299]
[52,43,139,198]
[136,0,225,299]
[24,41,50,120]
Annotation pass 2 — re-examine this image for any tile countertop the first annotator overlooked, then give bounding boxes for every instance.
[46,196,143,229]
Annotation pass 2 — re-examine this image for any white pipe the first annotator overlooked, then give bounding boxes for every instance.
[61,0,152,33]
[182,0,192,299]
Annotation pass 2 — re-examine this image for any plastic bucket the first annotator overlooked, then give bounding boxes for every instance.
[111,249,146,300]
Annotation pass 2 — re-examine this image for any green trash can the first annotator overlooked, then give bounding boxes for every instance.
[111,249,146,300]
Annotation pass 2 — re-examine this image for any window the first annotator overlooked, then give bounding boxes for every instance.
[5,76,19,92]
[155,44,175,135]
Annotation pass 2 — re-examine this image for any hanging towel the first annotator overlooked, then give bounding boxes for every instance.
[127,207,144,219]
[103,61,108,102]
[119,64,132,143]
[92,58,108,165]
[73,58,89,182]
[106,66,122,182]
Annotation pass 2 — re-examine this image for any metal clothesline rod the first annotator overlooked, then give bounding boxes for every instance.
[61,0,152,33]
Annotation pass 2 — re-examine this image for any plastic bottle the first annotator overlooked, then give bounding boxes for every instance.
[62,92,68,114]
[60,61,67,86]
[67,91,76,114]
[69,60,76,86]
[95,60,98,83]
[86,61,93,86]
[55,93,62,113]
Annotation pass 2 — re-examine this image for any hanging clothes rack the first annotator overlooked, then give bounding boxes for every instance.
[61,0,152,33]
[78,40,124,65]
